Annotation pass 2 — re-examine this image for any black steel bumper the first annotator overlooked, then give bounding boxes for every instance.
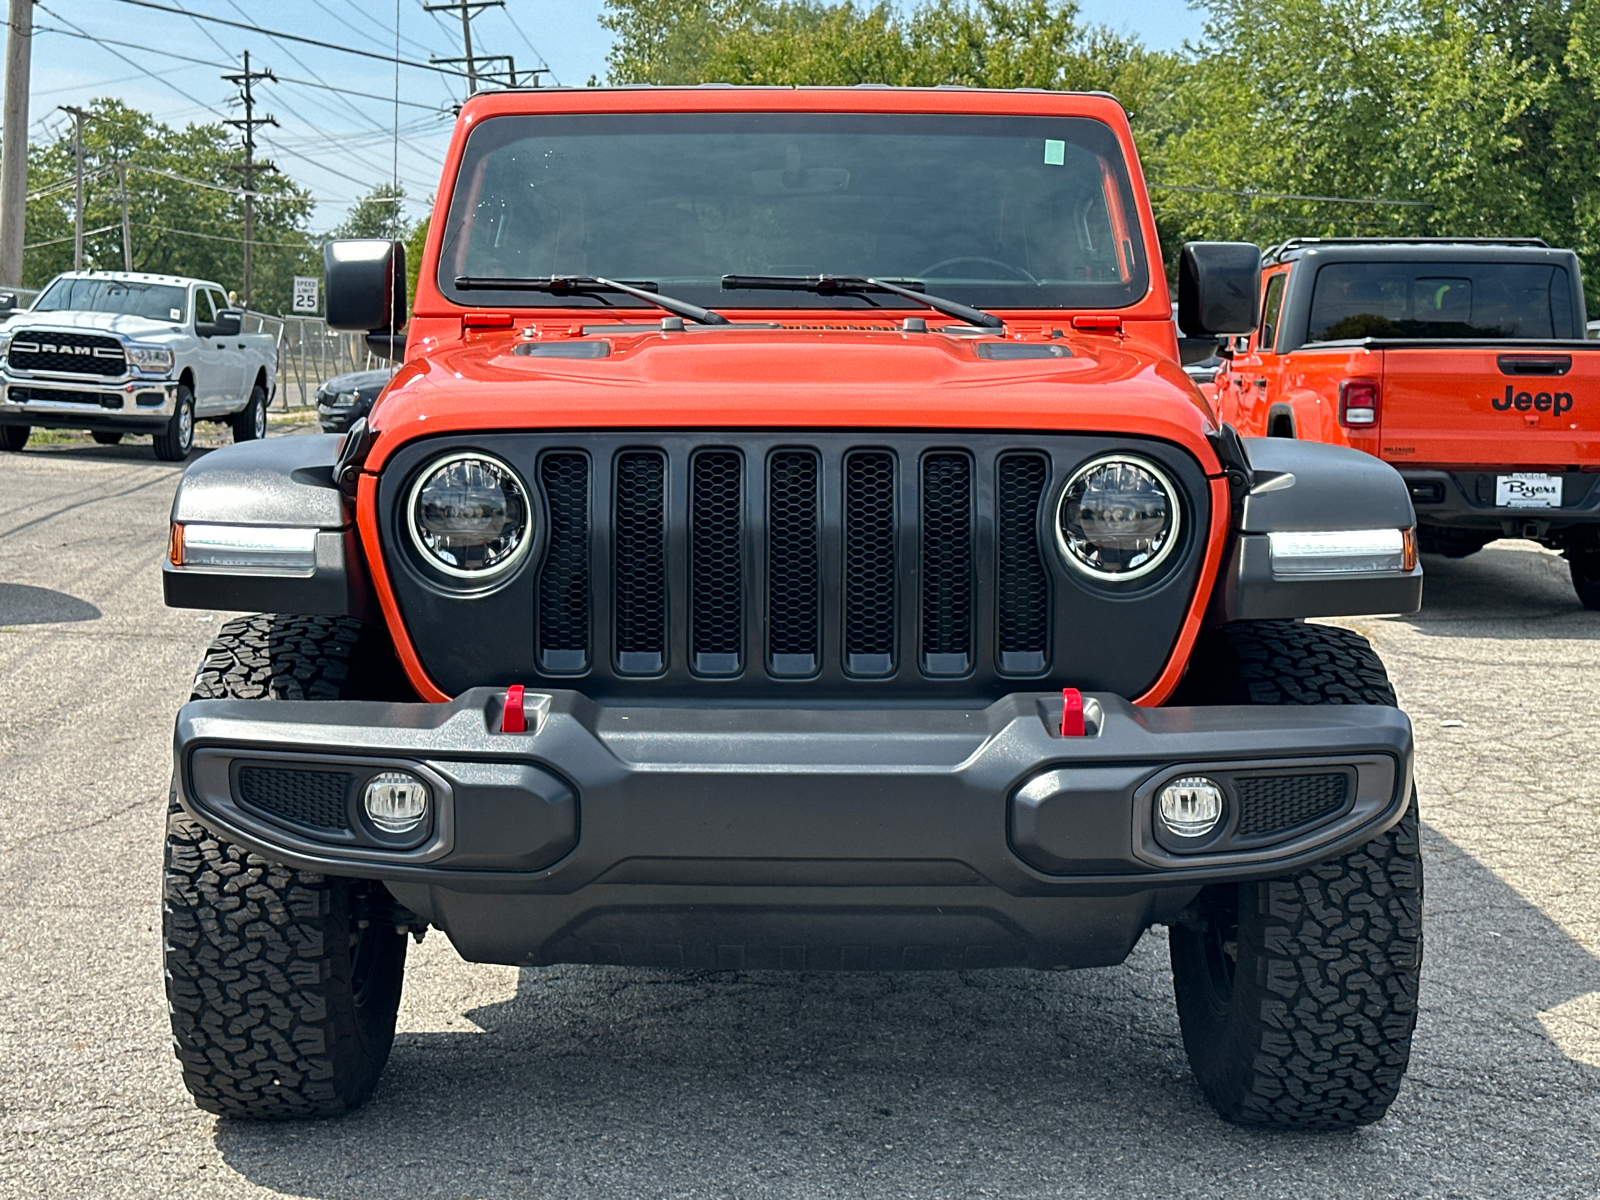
[172,689,1413,970]
[1405,467,1600,536]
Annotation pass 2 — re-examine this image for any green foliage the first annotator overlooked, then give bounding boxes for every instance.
[405,215,429,313]
[331,182,414,241]
[24,99,318,313]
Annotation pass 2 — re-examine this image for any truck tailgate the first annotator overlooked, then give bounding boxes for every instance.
[1376,343,1600,466]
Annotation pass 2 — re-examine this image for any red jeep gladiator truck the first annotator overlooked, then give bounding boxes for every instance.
[160,87,1425,1129]
[1210,237,1600,603]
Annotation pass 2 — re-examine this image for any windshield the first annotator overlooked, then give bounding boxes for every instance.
[1307,261,1577,341]
[33,277,189,323]
[438,112,1149,312]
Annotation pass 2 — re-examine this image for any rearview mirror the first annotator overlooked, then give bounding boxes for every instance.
[324,239,407,334]
[0,292,17,315]
[1178,242,1261,336]
[211,310,242,338]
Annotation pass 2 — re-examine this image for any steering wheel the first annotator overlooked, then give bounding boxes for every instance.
[916,256,1039,284]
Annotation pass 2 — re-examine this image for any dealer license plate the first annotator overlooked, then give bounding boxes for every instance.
[1496,472,1563,508]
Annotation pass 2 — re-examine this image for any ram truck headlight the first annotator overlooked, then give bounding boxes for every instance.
[1056,455,1180,581]
[407,452,532,579]
[1268,528,1418,576]
[127,345,174,374]
[169,523,319,576]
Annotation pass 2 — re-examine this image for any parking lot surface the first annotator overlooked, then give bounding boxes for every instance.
[1,436,1597,1199]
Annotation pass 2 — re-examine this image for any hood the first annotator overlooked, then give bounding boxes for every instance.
[366,325,1220,473]
[8,309,185,340]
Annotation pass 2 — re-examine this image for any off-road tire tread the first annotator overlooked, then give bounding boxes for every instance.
[166,614,409,1119]
[1171,620,1422,1129]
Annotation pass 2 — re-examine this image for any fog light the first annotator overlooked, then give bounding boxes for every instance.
[363,771,430,834]
[1157,776,1224,838]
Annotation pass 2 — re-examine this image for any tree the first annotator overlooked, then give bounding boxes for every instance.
[23,99,319,313]
[331,182,414,242]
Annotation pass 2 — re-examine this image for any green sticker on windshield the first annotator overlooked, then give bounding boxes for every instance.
[1043,139,1065,166]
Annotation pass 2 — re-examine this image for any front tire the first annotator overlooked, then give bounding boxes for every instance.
[231,383,267,442]
[153,385,195,461]
[164,614,415,1119]
[0,424,28,451]
[1168,621,1422,1129]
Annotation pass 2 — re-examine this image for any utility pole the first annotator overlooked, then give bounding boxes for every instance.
[0,0,32,287]
[222,50,276,310]
[115,163,131,271]
[423,0,503,94]
[61,104,87,271]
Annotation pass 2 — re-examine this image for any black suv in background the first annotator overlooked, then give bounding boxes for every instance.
[315,368,391,433]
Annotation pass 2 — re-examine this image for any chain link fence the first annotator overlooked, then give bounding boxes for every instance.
[246,314,391,409]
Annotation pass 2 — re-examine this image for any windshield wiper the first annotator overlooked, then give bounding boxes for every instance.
[453,275,730,326]
[721,274,1003,329]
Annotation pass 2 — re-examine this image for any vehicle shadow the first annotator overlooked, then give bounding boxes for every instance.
[211,823,1600,1200]
[0,582,101,624]
[1395,542,1600,639]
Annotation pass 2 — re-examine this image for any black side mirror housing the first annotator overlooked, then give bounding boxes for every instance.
[0,293,17,315]
[1177,337,1223,367]
[1178,242,1261,336]
[211,310,243,338]
[325,239,407,334]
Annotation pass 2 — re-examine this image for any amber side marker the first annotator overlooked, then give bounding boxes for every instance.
[168,523,184,567]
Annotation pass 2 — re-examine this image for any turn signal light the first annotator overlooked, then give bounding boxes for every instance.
[1339,379,1379,427]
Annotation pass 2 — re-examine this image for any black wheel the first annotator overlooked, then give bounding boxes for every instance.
[0,424,28,451]
[1568,548,1600,610]
[1167,621,1423,1129]
[91,431,123,445]
[153,385,195,461]
[164,614,416,1119]
[231,383,267,442]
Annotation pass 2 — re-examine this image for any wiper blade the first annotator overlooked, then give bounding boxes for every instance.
[721,274,1003,329]
[453,275,730,326]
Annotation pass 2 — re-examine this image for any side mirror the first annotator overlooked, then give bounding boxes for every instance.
[1178,242,1261,336]
[325,239,406,334]
[0,293,17,315]
[1178,337,1223,367]
[211,310,243,338]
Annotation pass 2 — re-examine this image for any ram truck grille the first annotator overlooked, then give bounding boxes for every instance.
[379,432,1210,701]
[8,330,126,377]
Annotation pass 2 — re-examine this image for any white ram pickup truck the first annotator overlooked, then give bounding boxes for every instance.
[0,271,278,460]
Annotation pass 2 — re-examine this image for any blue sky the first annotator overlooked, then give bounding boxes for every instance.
[31,0,1207,230]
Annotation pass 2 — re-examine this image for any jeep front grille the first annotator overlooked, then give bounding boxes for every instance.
[380,432,1209,701]
[8,329,126,377]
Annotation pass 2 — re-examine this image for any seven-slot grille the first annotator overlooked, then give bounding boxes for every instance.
[7,329,126,377]
[531,443,1051,681]
[382,432,1206,700]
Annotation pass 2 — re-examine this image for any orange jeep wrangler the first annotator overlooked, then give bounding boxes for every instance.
[1211,237,1600,603]
[160,87,1425,1129]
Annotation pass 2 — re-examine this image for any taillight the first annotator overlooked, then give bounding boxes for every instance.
[1339,379,1379,427]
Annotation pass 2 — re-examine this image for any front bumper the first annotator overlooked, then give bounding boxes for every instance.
[173,689,1413,970]
[0,370,179,428]
[1404,466,1600,536]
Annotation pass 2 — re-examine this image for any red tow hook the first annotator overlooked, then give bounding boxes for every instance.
[501,684,527,733]
[1061,688,1085,737]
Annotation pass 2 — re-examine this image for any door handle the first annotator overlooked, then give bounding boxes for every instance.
[1253,378,1268,388]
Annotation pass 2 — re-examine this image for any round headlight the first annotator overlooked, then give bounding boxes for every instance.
[407,452,531,579]
[1055,455,1180,581]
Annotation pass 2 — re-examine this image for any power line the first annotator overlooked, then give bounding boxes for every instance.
[133,220,315,249]
[36,27,454,112]
[104,0,477,81]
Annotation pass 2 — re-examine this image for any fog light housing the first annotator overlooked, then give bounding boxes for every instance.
[363,770,430,834]
[1157,776,1225,838]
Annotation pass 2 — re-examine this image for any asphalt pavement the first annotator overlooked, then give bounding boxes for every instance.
[1,431,1597,1199]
